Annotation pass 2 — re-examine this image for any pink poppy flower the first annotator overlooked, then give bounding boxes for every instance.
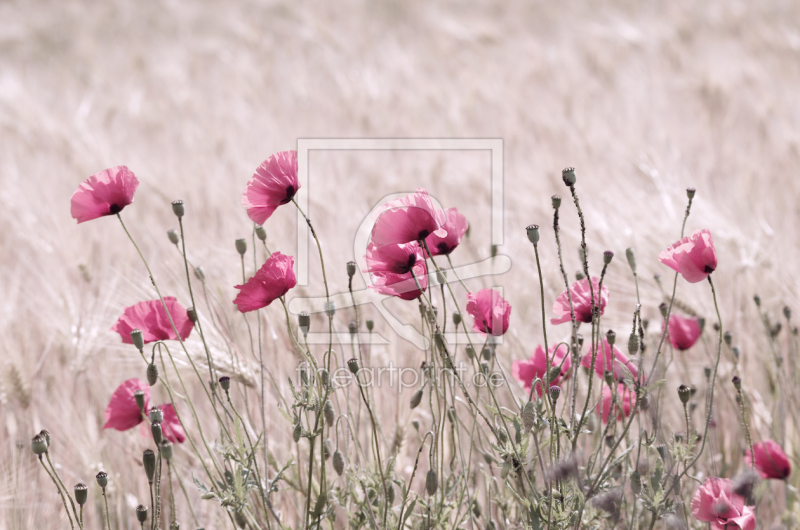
[159,403,186,444]
[111,297,194,345]
[70,166,139,223]
[581,338,639,381]
[596,384,636,423]
[745,440,791,480]
[370,188,448,246]
[663,314,702,351]
[466,289,511,336]
[512,343,572,396]
[369,270,428,301]
[424,207,468,256]
[659,228,717,283]
[691,477,756,530]
[365,241,425,275]
[103,379,149,431]
[233,252,297,312]
[241,151,299,224]
[551,277,609,325]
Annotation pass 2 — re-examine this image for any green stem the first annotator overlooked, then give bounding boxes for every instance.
[38,456,75,530]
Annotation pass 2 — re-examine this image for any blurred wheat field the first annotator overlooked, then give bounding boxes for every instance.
[3,0,800,528]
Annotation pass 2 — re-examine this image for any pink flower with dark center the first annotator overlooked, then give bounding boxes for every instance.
[663,314,702,351]
[424,207,468,256]
[581,338,639,381]
[111,297,194,344]
[70,166,139,223]
[365,242,425,275]
[103,379,149,431]
[512,343,572,396]
[241,151,299,224]
[551,277,609,325]
[233,252,297,313]
[659,228,717,283]
[691,477,756,530]
[745,440,791,480]
[466,289,511,336]
[596,384,636,423]
[370,188,448,246]
[159,403,186,444]
[369,269,428,301]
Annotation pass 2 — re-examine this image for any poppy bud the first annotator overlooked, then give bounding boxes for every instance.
[603,251,614,265]
[562,167,576,186]
[575,271,586,281]
[605,435,615,448]
[732,346,740,360]
[323,438,333,460]
[549,385,561,403]
[522,401,536,432]
[656,444,667,461]
[703,366,712,380]
[218,376,231,392]
[194,265,205,282]
[167,229,180,245]
[447,406,456,424]
[160,439,173,461]
[345,261,357,279]
[40,429,51,448]
[604,371,614,387]
[465,345,475,359]
[72,483,85,507]
[659,303,668,318]
[325,301,336,318]
[387,483,395,504]
[171,200,185,218]
[96,471,108,489]
[628,333,639,356]
[293,423,302,443]
[426,469,439,496]
[410,389,423,409]
[552,195,562,209]
[526,225,540,245]
[235,239,247,256]
[143,449,156,483]
[639,394,649,411]
[723,331,732,346]
[677,385,691,404]
[625,248,637,274]
[686,187,696,199]
[333,450,345,475]
[472,500,482,518]
[480,362,490,375]
[366,319,374,331]
[323,400,335,427]
[298,312,310,336]
[732,376,741,391]
[299,368,308,386]
[348,321,357,337]
[754,294,761,307]
[136,504,148,524]
[630,471,641,494]
[149,408,163,424]
[170,522,180,530]
[606,329,616,346]
[347,358,359,375]
[134,390,146,412]
[411,420,420,431]
[131,329,144,351]
[151,422,163,445]
[497,427,508,444]
[146,363,159,386]
[186,307,198,323]
[547,365,562,384]
[31,434,47,455]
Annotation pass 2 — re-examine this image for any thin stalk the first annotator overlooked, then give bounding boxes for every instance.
[45,453,80,526]
[102,489,112,530]
[38,456,75,530]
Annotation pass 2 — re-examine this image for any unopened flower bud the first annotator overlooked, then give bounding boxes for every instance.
[130,329,144,351]
[562,167,576,186]
[234,511,246,529]
[218,376,231,391]
[146,363,159,386]
[366,319,374,331]
[606,329,616,346]
[134,390,146,412]
[298,312,310,336]
[293,423,302,443]
[167,229,180,245]
[149,408,163,424]
[412,419,420,431]
[547,365,562,384]
[136,504,148,523]
[603,251,614,265]
[656,444,667,461]
[250,226,265,243]
[549,385,562,403]
[348,321,357,337]
[723,331,732,346]
[522,401,536,432]
[628,333,639,356]
[526,225,540,245]
[187,307,197,323]
[625,248,637,274]
[347,358,359,374]
[346,261,356,278]
[551,195,561,209]
[659,303,668,318]
[333,450,345,475]
[426,469,439,496]
[96,471,108,489]
[171,200,185,218]
[677,384,691,404]
[630,471,641,494]
[31,434,47,455]
[323,400,335,427]
[151,422,163,445]
[143,449,156,483]
[194,265,205,282]
[235,238,247,256]
[410,389,423,409]
[497,427,508,444]
[732,376,741,390]
[160,439,173,461]
[754,294,761,307]
[604,371,614,387]
[324,438,333,460]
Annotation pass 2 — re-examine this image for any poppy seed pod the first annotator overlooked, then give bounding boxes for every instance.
[625,248,637,274]
[169,522,180,530]
[325,301,336,318]
[603,251,614,265]
[323,400,335,427]
[465,345,475,359]
[40,429,50,448]
[171,200,185,218]
[576,334,585,348]
[656,444,667,461]
[480,362,490,375]
[134,390,146,412]
[345,261,357,279]
[628,333,640,356]
[451,313,462,327]
[146,363,159,386]
[411,419,420,431]
[143,449,156,483]
[348,321,357,337]
[549,385,562,403]
[410,389,423,409]
[526,224,540,245]
[754,294,761,307]
[255,225,267,242]
[151,422,163,445]
[186,307,198,323]
[235,238,247,256]
[74,483,88,506]
[522,401,536,432]
[604,371,614,387]
[575,271,586,281]
[426,469,439,496]
[703,366,712,380]
[167,229,180,245]
[659,303,668,318]
[784,306,792,320]
[292,423,302,443]
[723,331,732,346]
[732,346,741,360]
[298,312,310,336]
[606,329,616,346]
[491,244,498,258]
[333,450,345,475]
[732,376,742,390]
[562,167,576,186]
[136,504,148,523]
[481,346,492,361]
[436,269,447,286]
[347,358,359,375]
[366,319,374,331]
[194,265,205,282]
[96,471,108,489]
[149,408,163,424]
[697,317,706,333]
[31,434,47,455]
[686,187,696,199]
[218,376,231,391]
[130,329,144,351]
[387,483,395,504]
[677,385,691,404]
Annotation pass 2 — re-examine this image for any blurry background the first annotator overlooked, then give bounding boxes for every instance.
[2,0,800,527]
